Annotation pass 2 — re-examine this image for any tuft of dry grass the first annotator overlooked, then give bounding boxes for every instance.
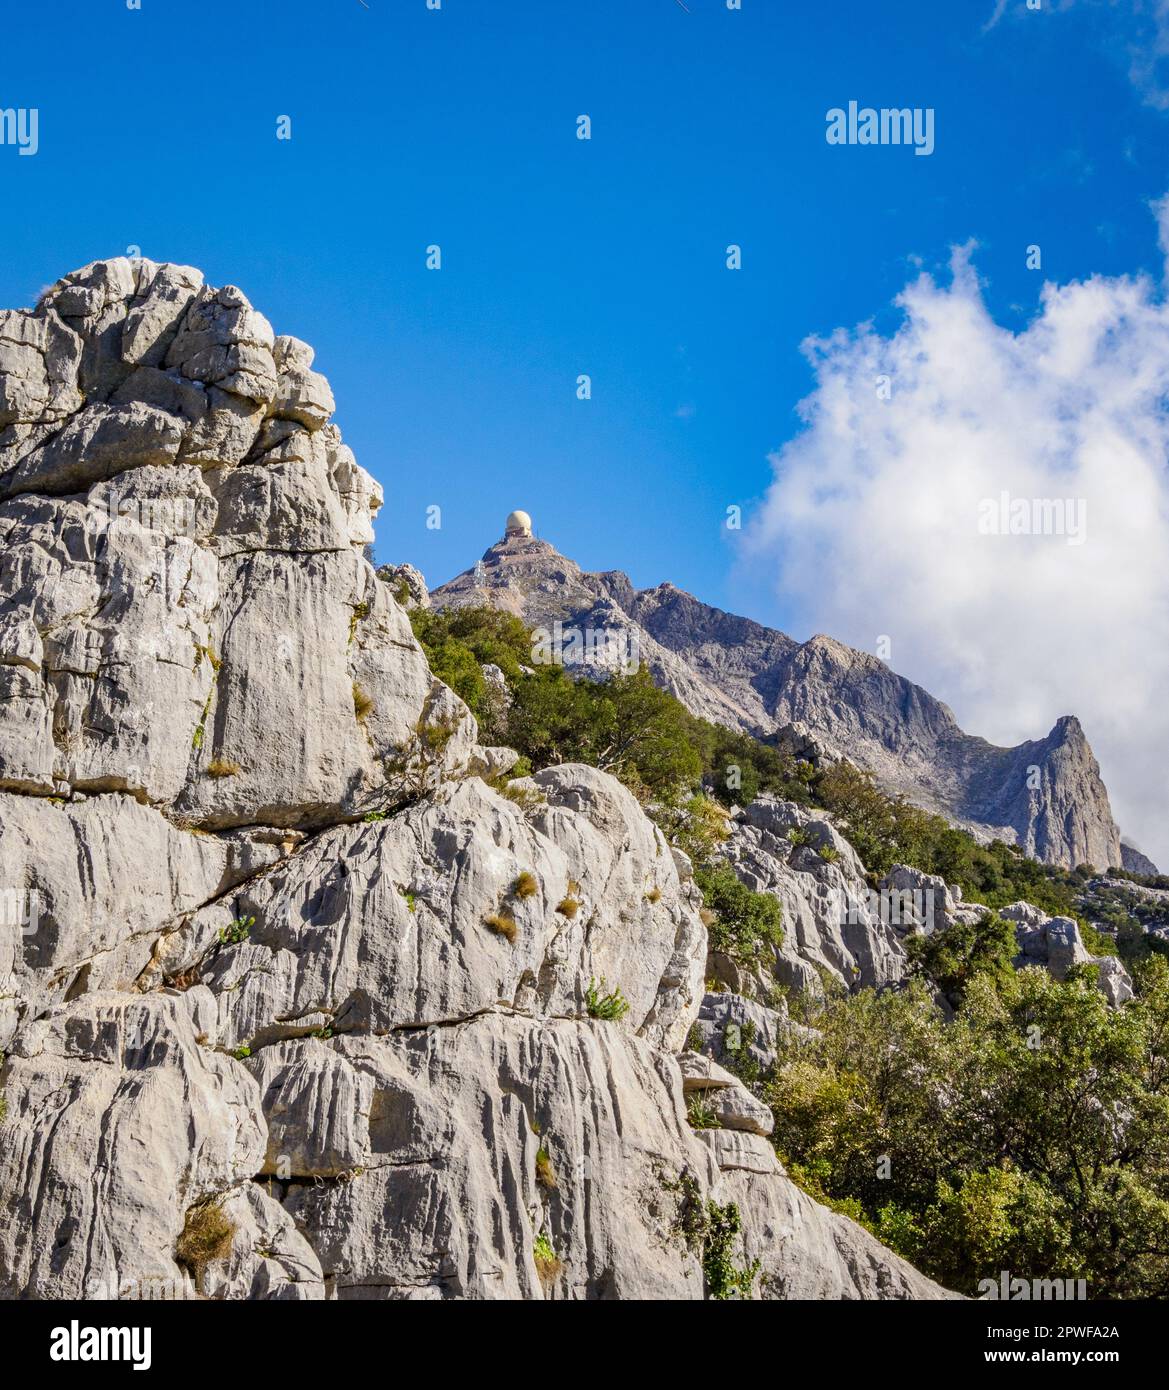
[513,871,538,899]
[555,897,580,919]
[352,682,375,723]
[175,1199,236,1293]
[533,1232,562,1286]
[484,912,518,944]
[207,757,240,778]
[645,886,662,903]
[536,1146,558,1190]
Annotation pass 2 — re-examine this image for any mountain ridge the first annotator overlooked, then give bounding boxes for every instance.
[432,524,1131,872]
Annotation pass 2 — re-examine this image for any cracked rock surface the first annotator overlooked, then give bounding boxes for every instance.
[0,261,954,1301]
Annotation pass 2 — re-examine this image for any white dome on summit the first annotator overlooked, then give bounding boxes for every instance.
[505,509,532,537]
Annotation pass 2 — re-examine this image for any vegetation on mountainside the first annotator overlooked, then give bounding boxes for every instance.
[175,1199,236,1293]
[811,761,1145,960]
[768,958,1169,1298]
[667,1173,760,1300]
[905,911,1017,1009]
[412,602,1169,1298]
[585,978,630,1021]
[409,606,810,805]
[410,606,1158,963]
[693,862,784,962]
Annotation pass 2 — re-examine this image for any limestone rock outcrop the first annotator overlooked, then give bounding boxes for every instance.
[719,797,905,995]
[0,261,954,1303]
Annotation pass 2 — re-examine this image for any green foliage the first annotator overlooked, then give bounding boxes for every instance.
[686,1094,720,1130]
[721,1018,762,1087]
[693,863,783,964]
[666,1174,760,1299]
[409,607,808,814]
[218,916,254,946]
[701,1200,760,1300]
[906,911,1018,1008]
[585,977,630,1021]
[651,794,730,866]
[532,1231,562,1283]
[410,606,531,738]
[768,961,1169,1297]
[683,721,813,808]
[506,664,702,795]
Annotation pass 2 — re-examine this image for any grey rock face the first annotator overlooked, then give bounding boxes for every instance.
[0,258,476,826]
[1001,902,1134,1006]
[1120,842,1160,877]
[722,797,906,994]
[433,535,1124,870]
[376,562,430,610]
[0,261,957,1303]
[0,991,321,1301]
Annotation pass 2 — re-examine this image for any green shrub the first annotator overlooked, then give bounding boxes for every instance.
[668,1176,759,1300]
[693,864,783,964]
[218,916,255,946]
[702,1200,760,1300]
[532,1232,562,1284]
[686,1094,720,1130]
[766,960,1169,1298]
[906,911,1018,1008]
[585,977,630,1021]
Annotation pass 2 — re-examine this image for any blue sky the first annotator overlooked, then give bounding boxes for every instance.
[3,0,1169,856]
[0,0,1162,613]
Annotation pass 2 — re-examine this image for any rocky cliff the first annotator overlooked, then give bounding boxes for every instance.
[433,531,1125,870]
[0,259,952,1301]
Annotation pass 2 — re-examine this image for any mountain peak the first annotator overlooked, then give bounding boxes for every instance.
[432,521,1124,870]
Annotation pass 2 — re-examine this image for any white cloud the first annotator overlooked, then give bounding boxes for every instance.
[742,200,1169,868]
